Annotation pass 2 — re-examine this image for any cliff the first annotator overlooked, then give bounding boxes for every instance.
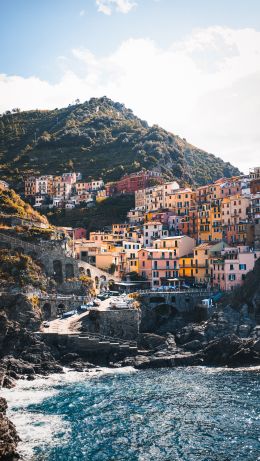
[0,294,62,388]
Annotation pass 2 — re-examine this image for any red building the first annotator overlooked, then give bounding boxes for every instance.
[250,179,260,194]
[106,170,163,195]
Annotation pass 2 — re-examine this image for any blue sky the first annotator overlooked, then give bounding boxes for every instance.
[0,0,260,172]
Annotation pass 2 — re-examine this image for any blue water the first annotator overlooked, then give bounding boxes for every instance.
[12,368,260,460]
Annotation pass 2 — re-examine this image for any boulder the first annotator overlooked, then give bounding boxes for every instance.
[182,340,202,352]
[137,333,167,350]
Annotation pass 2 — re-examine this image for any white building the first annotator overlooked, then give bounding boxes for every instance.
[143,221,169,247]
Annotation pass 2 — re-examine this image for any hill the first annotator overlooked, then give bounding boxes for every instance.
[0,188,48,224]
[0,97,240,190]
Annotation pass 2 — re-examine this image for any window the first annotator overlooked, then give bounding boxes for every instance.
[230,264,234,270]
[228,274,236,281]
[239,264,246,270]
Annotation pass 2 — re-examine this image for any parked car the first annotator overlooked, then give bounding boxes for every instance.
[62,310,77,319]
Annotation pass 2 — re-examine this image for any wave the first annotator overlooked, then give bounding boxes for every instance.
[2,366,136,460]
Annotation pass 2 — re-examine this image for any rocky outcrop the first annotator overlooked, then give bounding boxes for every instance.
[0,398,20,460]
[0,294,62,388]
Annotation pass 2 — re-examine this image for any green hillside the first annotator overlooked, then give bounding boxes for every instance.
[0,97,240,190]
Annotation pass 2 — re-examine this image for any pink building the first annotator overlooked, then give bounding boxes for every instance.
[138,235,195,287]
[212,246,260,291]
[138,248,179,287]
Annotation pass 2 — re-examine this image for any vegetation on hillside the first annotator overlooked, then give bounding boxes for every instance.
[0,97,240,191]
[45,194,135,231]
[0,249,47,289]
[0,189,48,224]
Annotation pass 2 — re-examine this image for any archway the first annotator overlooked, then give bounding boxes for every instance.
[53,260,63,283]
[95,276,99,288]
[100,275,107,291]
[57,303,66,316]
[43,302,52,320]
[87,268,91,277]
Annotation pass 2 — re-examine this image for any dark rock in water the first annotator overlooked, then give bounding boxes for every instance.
[61,353,96,371]
[203,334,260,366]
[61,353,81,364]
[0,397,20,460]
[137,333,167,350]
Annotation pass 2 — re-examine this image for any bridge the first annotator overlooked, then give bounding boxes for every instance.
[78,260,119,289]
[0,232,119,290]
[0,232,79,283]
[39,294,89,320]
[137,289,217,325]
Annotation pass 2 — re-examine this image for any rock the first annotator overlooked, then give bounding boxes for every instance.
[133,352,204,369]
[137,333,167,350]
[61,353,81,364]
[182,340,202,352]
[252,339,260,352]
[176,325,205,345]
[0,397,20,460]
[203,334,260,366]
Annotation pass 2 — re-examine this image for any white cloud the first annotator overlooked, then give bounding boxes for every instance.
[95,0,136,15]
[0,26,260,172]
[79,9,85,16]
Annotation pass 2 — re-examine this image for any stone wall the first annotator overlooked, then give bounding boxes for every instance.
[81,308,140,340]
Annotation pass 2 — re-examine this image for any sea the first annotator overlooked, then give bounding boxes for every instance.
[2,366,260,461]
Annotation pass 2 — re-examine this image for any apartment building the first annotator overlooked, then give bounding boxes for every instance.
[212,246,260,291]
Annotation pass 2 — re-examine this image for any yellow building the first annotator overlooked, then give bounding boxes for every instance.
[192,241,227,284]
[164,188,196,216]
[198,200,222,242]
[179,256,195,279]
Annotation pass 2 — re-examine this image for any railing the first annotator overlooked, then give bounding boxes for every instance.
[135,288,216,295]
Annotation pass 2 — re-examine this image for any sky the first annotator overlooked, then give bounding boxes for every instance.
[0,0,260,173]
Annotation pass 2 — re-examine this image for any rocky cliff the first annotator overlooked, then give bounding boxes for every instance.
[0,294,62,388]
[0,397,19,460]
